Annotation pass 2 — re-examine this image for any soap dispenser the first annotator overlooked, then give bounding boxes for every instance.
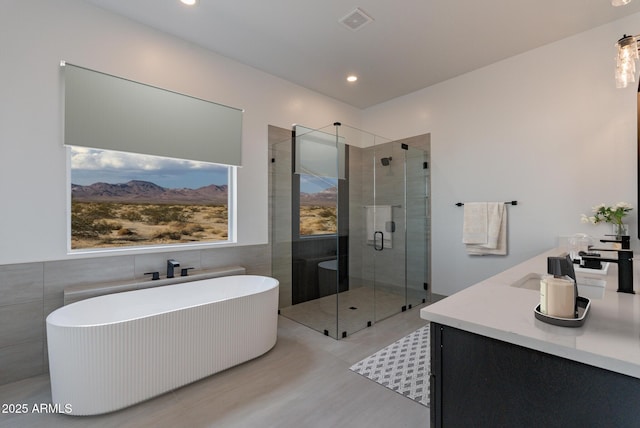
[540,254,578,318]
[535,253,592,327]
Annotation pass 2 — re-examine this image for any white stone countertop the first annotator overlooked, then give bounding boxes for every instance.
[420,248,640,379]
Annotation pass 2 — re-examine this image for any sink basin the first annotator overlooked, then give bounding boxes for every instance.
[510,273,544,290]
[574,262,609,276]
[510,273,606,299]
[576,277,607,299]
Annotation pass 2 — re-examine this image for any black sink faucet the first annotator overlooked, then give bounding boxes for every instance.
[167,259,180,279]
[581,238,634,294]
[601,235,631,250]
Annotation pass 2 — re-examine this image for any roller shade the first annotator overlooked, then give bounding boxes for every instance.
[294,125,345,179]
[63,63,243,166]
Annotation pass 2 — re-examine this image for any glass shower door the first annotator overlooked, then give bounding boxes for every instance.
[404,145,429,310]
[367,142,429,323]
[370,142,408,323]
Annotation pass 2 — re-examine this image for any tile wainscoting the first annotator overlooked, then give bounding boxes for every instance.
[0,244,270,386]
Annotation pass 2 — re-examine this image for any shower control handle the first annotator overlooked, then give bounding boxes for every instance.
[374,231,384,251]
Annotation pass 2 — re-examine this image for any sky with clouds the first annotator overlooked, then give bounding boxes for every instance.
[70,148,338,193]
[70,147,228,189]
[299,174,336,194]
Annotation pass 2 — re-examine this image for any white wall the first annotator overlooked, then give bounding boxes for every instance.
[363,13,640,296]
[3,1,639,297]
[0,0,360,264]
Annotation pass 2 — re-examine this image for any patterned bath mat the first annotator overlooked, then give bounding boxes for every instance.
[349,324,430,407]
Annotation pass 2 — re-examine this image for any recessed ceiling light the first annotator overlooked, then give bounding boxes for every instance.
[347,75,358,83]
[180,0,197,5]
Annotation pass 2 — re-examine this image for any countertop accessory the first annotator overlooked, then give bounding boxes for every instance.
[547,254,579,317]
[535,296,591,327]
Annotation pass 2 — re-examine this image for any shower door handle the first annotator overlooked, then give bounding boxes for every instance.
[374,231,384,251]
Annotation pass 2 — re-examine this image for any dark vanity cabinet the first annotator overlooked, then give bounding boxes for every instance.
[429,322,640,428]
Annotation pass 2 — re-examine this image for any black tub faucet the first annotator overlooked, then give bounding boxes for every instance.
[167,259,180,279]
[144,271,160,281]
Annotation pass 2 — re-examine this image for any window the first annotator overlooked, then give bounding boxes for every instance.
[294,125,344,237]
[70,147,232,250]
[62,63,242,252]
[299,174,337,236]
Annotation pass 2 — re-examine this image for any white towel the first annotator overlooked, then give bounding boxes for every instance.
[462,203,488,244]
[366,205,393,249]
[464,202,507,255]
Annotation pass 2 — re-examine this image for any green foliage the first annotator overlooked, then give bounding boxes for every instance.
[71,213,99,238]
[70,206,121,238]
[318,208,336,221]
[120,210,143,221]
[140,205,192,225]
[581,202,633,225]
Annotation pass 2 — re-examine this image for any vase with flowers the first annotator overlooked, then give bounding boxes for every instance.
[581,202,633,238]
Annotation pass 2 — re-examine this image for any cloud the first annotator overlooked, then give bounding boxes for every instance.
[70,147,222,171]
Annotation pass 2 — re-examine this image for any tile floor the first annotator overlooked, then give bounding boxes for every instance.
[0,307,430,428]
[279,286,419,338]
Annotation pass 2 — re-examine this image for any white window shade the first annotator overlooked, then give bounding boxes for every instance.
[63,63,243,166]
[294,125,345,179]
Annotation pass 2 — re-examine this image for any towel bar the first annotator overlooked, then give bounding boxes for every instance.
[455,201,518,207]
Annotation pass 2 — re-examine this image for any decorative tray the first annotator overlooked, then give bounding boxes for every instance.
[534,296,591,328]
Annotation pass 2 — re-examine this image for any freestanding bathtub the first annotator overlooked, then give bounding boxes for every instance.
[46,275,279,416]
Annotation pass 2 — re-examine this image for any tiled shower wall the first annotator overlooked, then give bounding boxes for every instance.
[0,244,270,386]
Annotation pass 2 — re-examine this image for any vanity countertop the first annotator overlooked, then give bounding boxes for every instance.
[420,248,640,379]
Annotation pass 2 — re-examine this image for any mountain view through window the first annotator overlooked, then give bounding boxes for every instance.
[70,147,231,249]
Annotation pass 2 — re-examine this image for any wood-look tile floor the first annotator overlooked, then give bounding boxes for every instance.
[0,308,430,428]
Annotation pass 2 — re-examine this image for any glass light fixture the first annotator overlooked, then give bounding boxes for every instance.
[612,0,631,6]
[615,35,639,88]
[347,75,358,82]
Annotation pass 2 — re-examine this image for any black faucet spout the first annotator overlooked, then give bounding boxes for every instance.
[599,235,630,250]
[167,259,180,278]
[581,248,634,294]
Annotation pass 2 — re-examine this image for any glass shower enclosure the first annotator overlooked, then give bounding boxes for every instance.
[270,123,430,339]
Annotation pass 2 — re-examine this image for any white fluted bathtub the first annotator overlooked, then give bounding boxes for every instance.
[46,275,279,416]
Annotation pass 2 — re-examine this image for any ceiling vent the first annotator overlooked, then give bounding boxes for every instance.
[339,8,374,32]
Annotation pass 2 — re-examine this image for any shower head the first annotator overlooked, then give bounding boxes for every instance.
[380,157,392,166]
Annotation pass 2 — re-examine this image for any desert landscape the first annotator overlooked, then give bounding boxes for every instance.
[299,185,337,235]
[71,180,228,249]
[71,179,339,247]
[71,202,228,249]
[299,205,336,235]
